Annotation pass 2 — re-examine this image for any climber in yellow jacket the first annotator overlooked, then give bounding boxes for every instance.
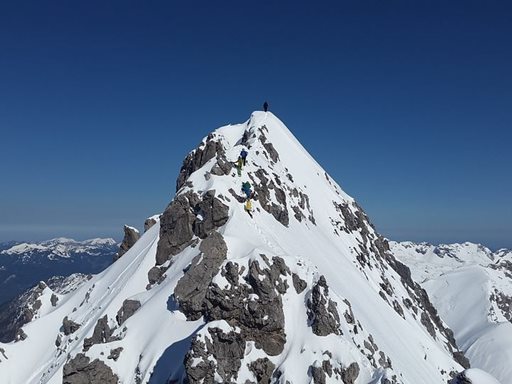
[244,198,253,218]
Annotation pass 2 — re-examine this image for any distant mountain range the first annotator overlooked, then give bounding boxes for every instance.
[0,238,118,305]
[391,241,512,382]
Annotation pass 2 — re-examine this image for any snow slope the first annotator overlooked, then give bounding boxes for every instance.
[391,241,511,383]
[0,112,473,383]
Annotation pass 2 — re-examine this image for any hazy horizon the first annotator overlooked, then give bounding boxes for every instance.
[1,1,510,249]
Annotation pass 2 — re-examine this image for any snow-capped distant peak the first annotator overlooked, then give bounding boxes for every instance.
[1,243,48,255]
[0,237,118,259]
[83,238,117,246]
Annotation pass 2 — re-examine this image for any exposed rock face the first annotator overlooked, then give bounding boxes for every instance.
[307,275,341,336]
[192,190,230,239]
[0,347,7,361]
[15,328,27,341]
[490,290,512,323]
[176,134,231,192]
[309,359,360,384]
[0,281,46,342]
[62,316,81,336]
[250,169,289,226]
[258,126,280,163]
[156,194,197,265]
[449,371,474,384]
[147,266,166,286]
[114,225,140,262]
[310,365,327,384]
[107,347,123,361]
[331,199,469,366]
[292,272,307,294]
[116,299,141,326]
[180,255,290,381]
[453,352,471,370]
[185,326,245,383]
[83,315,117,351]
[204,257,288,356]
[156,190,229,265]
[340,362,360,384]
[63,353,119,384]
[144,216,158,232]
[174,232,228,320]
[51,293,59,307]
[248,358,275,384]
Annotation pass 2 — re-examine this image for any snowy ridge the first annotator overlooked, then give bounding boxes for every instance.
[391,241,511,383]
[0,112,484,383]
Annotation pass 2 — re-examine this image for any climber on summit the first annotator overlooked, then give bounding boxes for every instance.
[241,181,252,198]
[240,148,248,166]
[263,101,269,112]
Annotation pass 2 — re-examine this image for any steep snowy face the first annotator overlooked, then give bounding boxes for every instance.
[392,241,512,383]
[151,112,468,383]
[0,112,468,384]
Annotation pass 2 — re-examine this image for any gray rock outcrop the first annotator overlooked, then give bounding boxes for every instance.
[107,347,123,361]
[63,353,119,384]
[156,190,229,265]
[83,315,117,351]
[62,316,81,335]
[0,281,46,342]
[340,362,360,384]
[185,327,245,383]
[307,276,341,336]
[449,371,474,384]
[249,358,276,384]
[250,169,289,226]
[174,232,228,319]
[114,225,140,262]
[144,216,158,232]
[116,299,141,326]
[204,257,288,356]
[176,134,231,192]
[292,273,307,294]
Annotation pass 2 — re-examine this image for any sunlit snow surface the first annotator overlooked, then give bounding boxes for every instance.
[0,112,484,383]
[392,241,510,383]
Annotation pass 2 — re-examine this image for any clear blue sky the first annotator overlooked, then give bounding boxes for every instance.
[1,1,511,249]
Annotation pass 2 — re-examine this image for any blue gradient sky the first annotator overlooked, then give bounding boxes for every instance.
[1,1,511,248]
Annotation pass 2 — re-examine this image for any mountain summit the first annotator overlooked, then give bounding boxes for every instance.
[0,112,473,383]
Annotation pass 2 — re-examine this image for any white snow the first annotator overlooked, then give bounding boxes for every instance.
[463,368,502,384]
[0,112,490,384]
[392,241,511,383]
[0,237,117,259]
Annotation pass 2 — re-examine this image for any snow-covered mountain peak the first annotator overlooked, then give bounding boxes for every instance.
[0,111,475,383]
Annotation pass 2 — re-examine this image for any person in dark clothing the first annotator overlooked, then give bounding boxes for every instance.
[240,148,248,166]
[263,101,269,112]
[241,181,252,198]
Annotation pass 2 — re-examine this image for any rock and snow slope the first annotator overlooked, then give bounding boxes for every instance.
[391,241,511,384]
[0,112,474,383]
